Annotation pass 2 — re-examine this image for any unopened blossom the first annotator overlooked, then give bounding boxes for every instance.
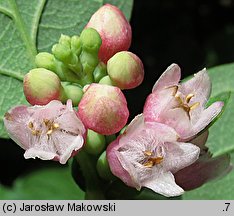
[78,83,129,135]
[86,4,132,63]
[23,68,65,105]
[107,51,144,89]
[4,100,86,164]
[143,64,224,141]
[107,114,200,197]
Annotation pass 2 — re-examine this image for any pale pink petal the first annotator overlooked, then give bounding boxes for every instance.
[179,69,211,106]
[143,88,178,122]
[4,105,31,149]
[107,138,134,188]
[193,101,224,137]
[143,172,184,197]
[163,142,200,173]
[152,64,181,92]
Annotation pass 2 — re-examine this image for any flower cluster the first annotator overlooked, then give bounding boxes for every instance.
[3,4,231,198]
[107,64,225,197]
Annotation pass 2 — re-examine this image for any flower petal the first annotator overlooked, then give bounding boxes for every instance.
[152,63,181,92]
[193,101,224,136]
[163,142,200,173]
[4,105,31,149]
[143,171,184,197]
[179,69,211,106]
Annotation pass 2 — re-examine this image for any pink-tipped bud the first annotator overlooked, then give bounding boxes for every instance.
[23,68,64,105]
[86,4,132,63]
[78,83,129,135]
[107,51,144,89]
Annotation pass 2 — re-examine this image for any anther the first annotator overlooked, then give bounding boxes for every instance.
[143,150,153,156]
[185,93,194,103]
[31,130,41,136]
[28,122,34,129]
[52,123,59,129]
[190,102,200,111]
[47,129,53,135]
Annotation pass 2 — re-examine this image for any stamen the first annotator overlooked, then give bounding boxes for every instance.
[43,119,50,126]
[166,85,178,96]
[28,122,34,129]
[182,104,190,113]
[143,161,154,168]
[143,150,153,156]
[31,130,41,136]
[52,123,59,129]
[190,102,200,111]
[47,129,53,135]
[175,95,183,105]
[185,93,194,103]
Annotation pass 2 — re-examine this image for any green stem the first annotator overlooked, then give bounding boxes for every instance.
[75,151,105,199]
[0,69,24,81]
[8,0,37,66]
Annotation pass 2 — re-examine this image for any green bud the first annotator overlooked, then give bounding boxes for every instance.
[58,34,71,47]
[52,43,72,64]
[80,28,102,53]
[62,82,83,106]
[23,68,65,105]
[96,151,115,181]
[93,62,107,82]
[35,52,57,72]
[84,129,106,155]
[71,35,82,56]
[105,134,116,145]
[99,75,115,86]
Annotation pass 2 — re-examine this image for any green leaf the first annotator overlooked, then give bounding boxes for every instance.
[206,64,234,156]
[0,0,133,138]
[0,166,84,199]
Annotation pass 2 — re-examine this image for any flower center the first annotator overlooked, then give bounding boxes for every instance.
[169,86,200,119]
[28,119,60,136]
[142,146,165,168]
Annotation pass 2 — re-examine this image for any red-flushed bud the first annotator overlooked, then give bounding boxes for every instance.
[107,51,144,89]
[23,68,65,105]
[78,83,129,135]
[86,4,132,63]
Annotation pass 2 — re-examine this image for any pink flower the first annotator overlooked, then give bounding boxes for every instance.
[107,114,200,197]
[78,83,129,135]
[86,4,132,63]
[143,64,224,141]
[4,100,86,164]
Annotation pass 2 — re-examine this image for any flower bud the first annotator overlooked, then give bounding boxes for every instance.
[86,4,132,63]
[96,151,115,181]
[84,129,106,155]
[107,51,144,89]
[35,52,57,72]
[93,62,107,82]
[80,28,102,53]
[71,35,82,56]
[62,82,83,106]
[98,75,115,86]
[23,68,65,105]
[78,83,129,135]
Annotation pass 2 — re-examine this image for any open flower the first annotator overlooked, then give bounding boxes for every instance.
[143,64,224,141]
[4,100,86,164]
[107,114,200,197]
